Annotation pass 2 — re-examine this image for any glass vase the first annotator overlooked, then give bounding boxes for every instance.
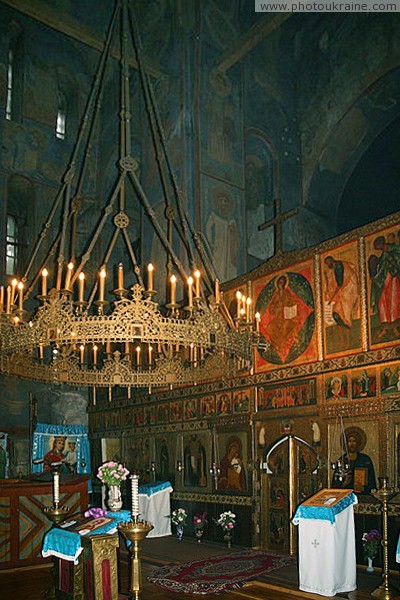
[366,557,374,573]
[223,530,233,548]
[195,527,204,543]
[176,524,184,541]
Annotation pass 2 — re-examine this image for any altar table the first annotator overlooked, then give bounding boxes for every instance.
[139,481,173,538]
[293,490,357,597]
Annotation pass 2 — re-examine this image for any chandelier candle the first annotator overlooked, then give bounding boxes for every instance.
[147,263,154,291]
[6,285,11,314]
[131,474,139,519]
[78,272,85,302]
[0,285,3,312]
[53,471,60,505]
[11,278,17,306]
[170,275,176,304]
[118,263,124,290]
[236,290,242,319]
[41,269,48,297]
[99,268,106,302]
[18,282,23,311]
[187,277,193,308]
[194,270,201,298]
[65,262,74,291]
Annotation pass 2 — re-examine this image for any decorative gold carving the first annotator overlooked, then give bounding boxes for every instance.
[314,253,324,362]
[82,534,119,600]
[358,236,369,352]
[171,491,252,505]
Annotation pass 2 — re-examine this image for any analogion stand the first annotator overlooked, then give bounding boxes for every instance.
[292,488,357,597]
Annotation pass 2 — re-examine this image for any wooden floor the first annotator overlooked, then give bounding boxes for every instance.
[0,537,397,600]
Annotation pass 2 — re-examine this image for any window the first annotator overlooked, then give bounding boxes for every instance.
[5,49,13,120]
[56,90,67,139]
[6,215,18,276]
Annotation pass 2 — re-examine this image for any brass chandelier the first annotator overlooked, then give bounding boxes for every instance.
[0,0,254,392]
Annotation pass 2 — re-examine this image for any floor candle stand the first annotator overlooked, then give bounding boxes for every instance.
[43,503,71,600]
[371,477,399,600]
[118,517,153,600]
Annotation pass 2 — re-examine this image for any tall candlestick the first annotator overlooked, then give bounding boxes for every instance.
[131,474,139,519]
[6,286,11,314]
[53,471,60,505]
[170,275,176,304]
[41,269,48,297]
[187,276,193,308]
[194,270,201,297]
[18,281,23,311]
[236,291,242,319]
[93,344,98,365]
[147,263,154,291]
[65,262,74,291]
[78,272,85,302]
[99,267,106,302]
[118,262,124,289]
[11,278,17,305]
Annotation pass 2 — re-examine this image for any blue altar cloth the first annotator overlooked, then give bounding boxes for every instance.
[292,492,357,525]
[139,480,172,497]
[42,510,131,564]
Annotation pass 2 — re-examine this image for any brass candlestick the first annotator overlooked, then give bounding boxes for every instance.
[371,477,399,600]
[43,503,71,600]
[118,517,154,599]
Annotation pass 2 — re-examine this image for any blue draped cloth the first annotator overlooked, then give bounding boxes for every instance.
[139,481,172,497]
[292,492,357,525]
[42,510,131,564]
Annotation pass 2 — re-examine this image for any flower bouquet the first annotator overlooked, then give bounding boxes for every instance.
[171,508,187,540]
[96,461,130,486]
[362,529,381,560]
[193,511,208,542]
[215,511,236,547]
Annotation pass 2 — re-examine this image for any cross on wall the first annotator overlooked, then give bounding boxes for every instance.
[258,197,298,255]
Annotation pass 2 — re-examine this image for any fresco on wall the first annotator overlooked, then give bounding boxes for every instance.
[254,260,317,369]
[217,432,248,493]
[351,368,377,399]
[325,373,348,401]
[321,241,361,357]
[202,176,244,282]
[380,363,400,396]
[366,224,400,348]
[257,379,316,411]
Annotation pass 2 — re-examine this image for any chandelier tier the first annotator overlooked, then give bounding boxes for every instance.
[0,0,255,390]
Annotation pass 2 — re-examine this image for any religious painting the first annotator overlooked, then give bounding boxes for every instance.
[321,241,362,358]
[143,405,156,425]
[132,407,144,426]
[257,379,316,411]
[155,434,174,485]
[217,430,249,494]
[121,407,133,427]
[328,420,379,495]
[101,438,122,464]
[216,391,232,416]
[178,432,211,492]
[201,175,244,282]
[351,368,377,399]
[157,403,169,424]
[183,398,198,421]
[366,224,400,349]
[233,388,252,413]
[200,395,215,417]
[381,363,400,396]
[0,432,9,478]
[111,409,121,428]
[169,401,182,422]
[280,419,294,435]
[253,259,317,371]
[324,373,348,401]
[124,436,150,483]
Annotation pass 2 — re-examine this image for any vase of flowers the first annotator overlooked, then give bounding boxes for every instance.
[215,511,235,548]
[362,529,381,572]
[171,508,187,540]
[97,461,129,512]
[193,511,208,543]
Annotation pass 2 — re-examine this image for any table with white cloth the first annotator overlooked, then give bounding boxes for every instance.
[138,480,173,538]
[292,490,358,597]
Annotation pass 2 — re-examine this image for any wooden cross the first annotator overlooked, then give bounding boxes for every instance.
[258,197,298,255]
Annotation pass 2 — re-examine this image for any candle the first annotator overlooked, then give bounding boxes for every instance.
[255,312,260,333]
[65,262,74,291]
[99,267,106,302]
[117,262,124,289]
[18,281,23,311]
[187,276,193,308]
[78,272,85,302]
[79,344,85,363]
[131,474,139,519]
[194,270,201,297]
[170,274,176,304]
[148,345,153,366]
[39,344,44,360]
[41,269,48,297]
[246,297,251,322]
[147,263,154,291]
[11,278,18,305]
[125,341,130,355]
[236,290,242,319]
[0,285,4,312]
[53,471,60,505]
[106,340,111,354]
[215,279,220,304]
[93,344,98,365]
[6,286,11,314]
[136,345,141,366]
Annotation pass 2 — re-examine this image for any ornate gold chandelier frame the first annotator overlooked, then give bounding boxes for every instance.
[0,0,255,390]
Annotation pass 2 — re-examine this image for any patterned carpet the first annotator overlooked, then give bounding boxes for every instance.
[147,548,296,595]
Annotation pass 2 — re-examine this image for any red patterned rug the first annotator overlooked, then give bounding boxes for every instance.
[147,548,296,595]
